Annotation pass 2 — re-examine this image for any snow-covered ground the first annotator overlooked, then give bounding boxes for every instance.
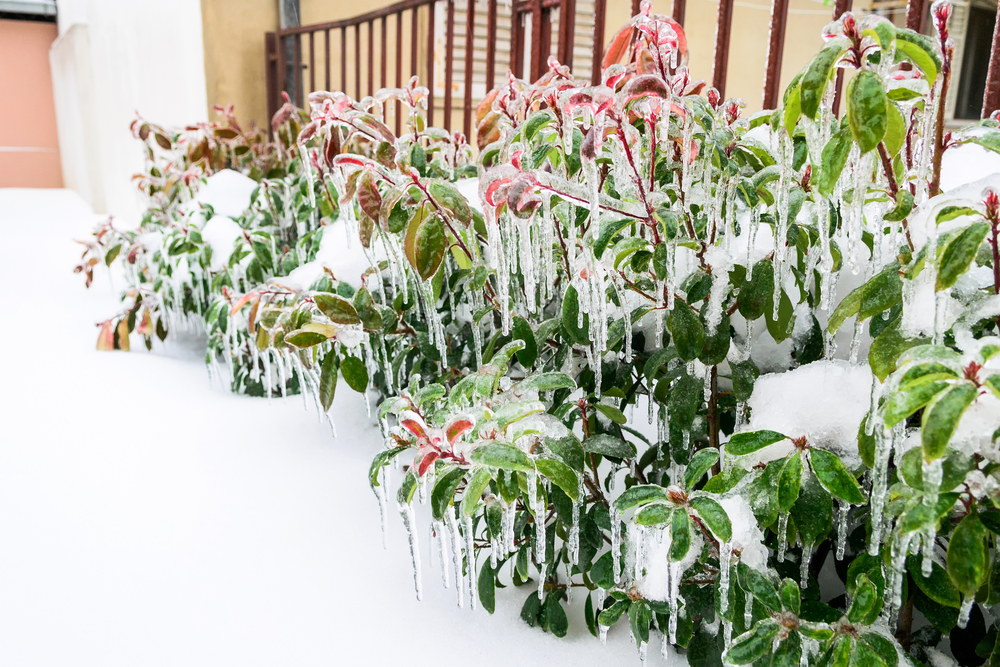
[0,188,646,666]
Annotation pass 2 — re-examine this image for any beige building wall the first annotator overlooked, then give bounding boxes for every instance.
[201,0,280,130]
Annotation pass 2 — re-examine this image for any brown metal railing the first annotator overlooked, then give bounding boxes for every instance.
[266,0,1000,140]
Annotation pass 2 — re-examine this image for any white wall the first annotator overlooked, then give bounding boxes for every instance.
[52,0,209,221]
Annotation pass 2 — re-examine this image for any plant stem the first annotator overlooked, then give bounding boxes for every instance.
[876,142,915,252]
[929,43,954,198]
[708,365,721,475]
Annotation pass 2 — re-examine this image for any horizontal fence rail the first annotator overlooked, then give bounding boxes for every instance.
[266,0,1000,142]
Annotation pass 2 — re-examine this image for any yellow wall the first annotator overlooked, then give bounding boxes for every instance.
[201,0,279,131]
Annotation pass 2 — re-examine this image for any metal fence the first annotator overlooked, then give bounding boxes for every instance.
[265,0,1000,138]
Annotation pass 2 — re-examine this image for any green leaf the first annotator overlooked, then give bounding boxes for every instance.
[790,470,833,545]
[667,305,706,362]
[726,619,780,665]
[858,264,903,321]
[895,28,940,84]
[847,70,888,154]
[738,260,774,321]
[594,218,632,259]
[883,379,948,427]
[470,443,534,471]
[584,434,637,459]
[535,458,580,501]
[544,435,586,473]
[284,323,336,348]
[635,503,674,526]
[689,496,732,542]
[340,354,369,392]
[598,599,629,627]
[585,593,598,637]
[628,600,652,644]
[669,373,704,430]
[462,468,493,516]
[809,448,866,504]
[922,383,977,461]
[800,41,847,119]
[397,470,418,504]
[850,635,889,667]
[947,512,989,596]
[816,126,852,197]
[319,350,338,411]
[313,292,361,325]
[516,372,576,392]
[778,452,803,512]
[684,449,720,490]
[737,562,782,611]
[884,189,914,222]
[511,316,538,368]
[779,578,800,615]
[561,285,590,345]
[594,403,627,424]
[884,100,906,157]
[670,509,691,562]
[869,320,928,382]
[862,633,898,667]
[431,466,467,521]
[908,555,962,607]
[643,347,678,383]
[937,221,989,291]
[368,444,409,488]
[614,485,671,512]
[726,430,787,456]
[847,574,878,623]
[544,593,569,638]
[479,558,496,614]
[970,132,1000,155]
[428,181,472,226]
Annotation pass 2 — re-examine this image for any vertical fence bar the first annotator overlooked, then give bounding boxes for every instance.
[591,0,606,85]
[428,1,436,126]
[369,21,375,97]
[397,11,404,135]
[278,34,287,108]
[831,0,852,115]
[341,27,348,92]
[266,32,279,132]
[672,0,685,25]
[486,0,498,90]
[761,0,790,110]
[355,24,362,99]
[985,4,1000,118]
[558,0,576,69]
[325,29,331,91]
[463,0,476,138]
[381,16,388,90]
[294,34,303,106]
[711,0,734,98]
[631,0,640,15]
[530,0,544,81]
[904,0,925,30]
[309,31,316,96]
[445,0,455,131]
[511,5,524,79]
[411,7,419,81]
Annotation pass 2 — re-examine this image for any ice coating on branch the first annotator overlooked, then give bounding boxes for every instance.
[191,169,258,219]
[730,360,875,468]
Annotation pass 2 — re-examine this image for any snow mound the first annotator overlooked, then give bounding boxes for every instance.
[313,218,387,288]
[199,216,244,271]
[940,134,1000,193]
[193,169,258,219]
[733,360,874,469]
[718,494,767,571]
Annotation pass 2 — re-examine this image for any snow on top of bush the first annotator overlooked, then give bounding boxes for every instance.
[198,216,243,272]
[730,360,874,469]
[718,493,768,571]
[635,522,704,603]
[192,169,258,220]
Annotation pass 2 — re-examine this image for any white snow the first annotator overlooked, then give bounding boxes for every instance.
[717,494,767,571]
[730,360,875,469]
[198,214,244,271]
[455,177,484,214]
[191,169,259,219]
[0,187,655,667]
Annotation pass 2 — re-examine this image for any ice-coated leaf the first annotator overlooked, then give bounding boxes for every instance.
[368,444,409,489]
[544,593,569,638]
[628,600,652,644]
[726,430,787,456]
[883,380,948,427]
[922,383,977,461]
[470,443,533,471]
[644,347,679,383]
[614,485,670,511]
[340,354,369,392]
[800,40,847,119]
[584,433,637,459]
[771,632,802,667]
[868,320,928,381]
[667,304,705,362]
[397,470,418,504]
[598,599,629,627]
[689,496,732,542]
[478,558,496,614]
[561,285,590,345]
[594,218,632,259]
[669,373,704,429]
[536,458,580,501]
[493,400,545,429]
[847,70,888,154]
[313,292,361,325]
[319,349,338,411]
[816,125,852,197]
[937,221,989,291]
[738,259,774,321]
[428,181,472,227]
[847,574,878,623]
[779,578,800,615]
[462,468,493,516]
[895,28,940,84]
[635,503,674,526]
[431,466,467,521]
[511,316,538,368]
[517,372,576,393]
[737,562,782,611]
[898,362,960,391]
[884,188,913,222]
[285,323,338,348]
[899,492,960,534]
[683,449,720,490]
[809,448,865,504]
[883,100,906,158]
[858,264,903,321]
[670,509,691,562]
[726,619,780,665]
[907,555,962,607]
[861,633,898,667]
[947,512,989,596]
[850,635,889,667]
[777,452,803,512]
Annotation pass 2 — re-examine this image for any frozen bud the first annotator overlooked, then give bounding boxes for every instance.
[640,0,652,15]
[842,12,857,38]
[992,109,1000,121]
[967,470,988,500]
[985,188,1000,222]
[706,87,721,108]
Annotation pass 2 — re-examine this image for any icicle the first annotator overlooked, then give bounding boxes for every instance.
[719,544,732,615]
[527,469,546,564]
[433,520,452,589]
[836,501,849,561]
[887,531,914,623]
[869,422,898,555]
[743,590,754,630]
[638,641,648,664]
[447,505,465,608]
[376,467,389,549]
[668,558,682,644]
[611,506,623,582]
[398,501,423,601]
[799,543,814,589]
[599,624,609,646]
[660,631,670,659]
[958,595,974,629]
[569,475,583,565]
[464,512,477,611]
